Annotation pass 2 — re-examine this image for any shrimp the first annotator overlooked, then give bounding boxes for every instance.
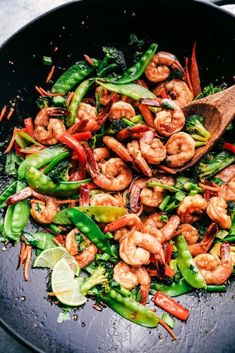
[103,136,133,162]
[30,197,59,224]
[145,52,184,83]
[174,224,199,245]
[153,79,193,107]
[34,107,67,145]
[91,157,133,191]
[194,243,233,285]
[127,140,152,177]
[177,195,207,223]
[119,230,165,266]
[165,132,195,167]
[142,213,180,244]
[216,165,235,201]
[65,228,79,256]
[188,223,218,257]
[154,99,185,137]
[206,196,231,229]
[90,193,121,207]
[133,266,151,305]
[109,101,135,120]
[139,130,166,165]
[76,102,99,131]
[93,147,110,162]
[75,243,98,269]
[104,214,143,241]
[95,86,120,105]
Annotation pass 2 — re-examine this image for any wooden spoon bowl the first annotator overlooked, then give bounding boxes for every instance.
[172,84,235,173]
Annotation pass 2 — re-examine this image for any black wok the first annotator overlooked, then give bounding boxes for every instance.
[0,1,235,352]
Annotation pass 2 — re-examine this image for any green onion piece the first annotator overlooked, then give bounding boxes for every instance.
[96,253,111,262]
[147,181,180,193]
[216,230,229,240]
[159,195,171,211]
[105,232,114,239]
[17,131,43,147]
[122,118,135,127]
[48,223,62,234]
[43,56,52,66]
[130,115,145,124]
[206,285,226,293]
[52,96,67,107]
[161,313,175,329]
[175,191,186,201]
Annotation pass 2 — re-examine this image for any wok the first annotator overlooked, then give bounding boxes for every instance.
[0,0,235,352]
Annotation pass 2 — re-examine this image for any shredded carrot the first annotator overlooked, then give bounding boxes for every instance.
[35,85,64,97]
[84,54,95,66]
[135,79,148,88]
[19,242,27,268]
[70,200,76,207]
[55,199,78,204]
[185,57,194,95]
[53,47,58,53]
[139,104,155,128]
[199,182,220,191]
[23,246,32,281]
[4,127,18,154]
[189,42,202,97]
[53,238,64,247]
[6,107,14,120]
[66,92,74,106]
[46,65,56,83]
[159,319,177,340]
[158,165,177,174]
[0,105,7,122]
[48,289,72,296]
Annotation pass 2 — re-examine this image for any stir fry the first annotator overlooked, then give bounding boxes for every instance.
[1,37,235,338]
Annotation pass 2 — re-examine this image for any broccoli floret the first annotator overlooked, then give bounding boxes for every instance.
[107,119,127,134]
[186,115,211,146]
[47,160,71,183]
[196,82,227,99]
[36,96,50,109]
[196,151,235,179]
[80,265,108,295]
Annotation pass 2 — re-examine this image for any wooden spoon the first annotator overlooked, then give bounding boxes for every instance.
[172,84,235,173]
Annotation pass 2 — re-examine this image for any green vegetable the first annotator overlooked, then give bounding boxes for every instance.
[67,78,94,126]
[104,43,157,84]
[147,181,180,193]
[0,181,17,208]
[43,152,70,175]
[98,46,126,76]
[46,159,71,183]
[5,153,23,176]
[16,131,42,147]
[68,208,116,257]
[101,288,159,328]
[18,144,68,179]
[216,230,229,240]
[96,80,156,100]
[52,60,98,94]
[175,235,207,289]
[196,82,227,99]
[24,232,56,250]
[186,115,211,145]
[150,278,191,297]
[52,96,67,107]
[183,182,203,193]
[228,201,235,236]
[81,265,108,295]
[43,56,52,66]
[107,119,127,134]
[206,285,226,293]
[161,313,175,329]
[196,151,235,179]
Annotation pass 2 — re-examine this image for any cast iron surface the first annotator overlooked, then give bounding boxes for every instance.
[0,1,235,352]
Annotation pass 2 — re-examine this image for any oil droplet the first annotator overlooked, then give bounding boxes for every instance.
[20,296,26,301]
[81,322,86,327]
[73,314,78,321]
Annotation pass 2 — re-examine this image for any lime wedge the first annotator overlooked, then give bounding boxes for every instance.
[51,258,86,307]
[33,247,78,270]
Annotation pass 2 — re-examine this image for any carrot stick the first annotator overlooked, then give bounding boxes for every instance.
[159,319,177,340]
[84,54,95,66]
[4,127,18,154]
[6,107,14,120]
[185,57,194,96]
[23,246,32,281]
[19,242,27,268]
[0,105,7,122]
[189,42,202,97]
[46,65,56,83]
[139,104,155,128]
[66,92,74,106]
[199,182,220,191]
[35,85,64,97]
[158,165,177,174]
[55,199,78,204]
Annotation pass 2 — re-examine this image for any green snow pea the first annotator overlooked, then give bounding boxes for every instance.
[150,279,192,297]
[0,181,18,208]
[24,232,56,250]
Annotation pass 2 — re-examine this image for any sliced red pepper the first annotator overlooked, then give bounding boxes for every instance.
[59,132,87,163]
[24,118,34,137]
[223,142,235,154]
[72,131,92,141]
[185,57,194,96]
[189,42,201,97]
[14,142,24,157]
[165,243,173,264]
[164,264,176,278]
[139,104,155,128]
[154,292,189,321]
[79,185,90,206]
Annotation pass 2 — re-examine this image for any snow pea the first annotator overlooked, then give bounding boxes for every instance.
[101,288,159,328]
[175,235,207,289]
[53,206,127,224]
[52,60,98,94]
[105,43,157,84]
[55,179,91,198]
[0,181,17,208]
[150,279,192,297]
[4,181,30,241]
[68,208,116,257]
[96,80,156,100]
[67,78,94,126]
[24,232,56,250]
[43,151,70,175]
[18,145,68,179]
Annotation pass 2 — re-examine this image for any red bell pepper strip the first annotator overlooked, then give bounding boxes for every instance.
[154,292,189,321]
[24,118,34,137]
[223,142,235,154]
[185,57,194,96]
[165,243,173,264]
[67,119,89,134]
[189,42,201,97]
[165,264,176,278]
[79,185,90,206]
[72,131,92,141]
[139,104,155,128]
[59,132,87,163]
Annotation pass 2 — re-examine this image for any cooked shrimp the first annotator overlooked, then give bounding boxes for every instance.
[103,136,133,162]
[188,223,218,257]
[34,107,66,145]
[91,157,133,191]
[206,196,231,229]
[90,193,121,207]
[139,130,166,165]
[119,230,165,266]
[174,224,199,245]
[142,214,180,244]
[154,99,185,137]
[166,132,195,167]
[104,214,143,241]
[75,242,98,269]
[76,102,99,131]
[65,228,79,256]
[109,101,135,120]
[95,86,120,105]
[194,243,233,285]
[145,52,184,83]
[133,266,151,305]
[177,195,207,223]
[153,79,193,107]
[93,147,110,162]
[127,140,152,177]
[30,197,59,224]
[216,165,235,201]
